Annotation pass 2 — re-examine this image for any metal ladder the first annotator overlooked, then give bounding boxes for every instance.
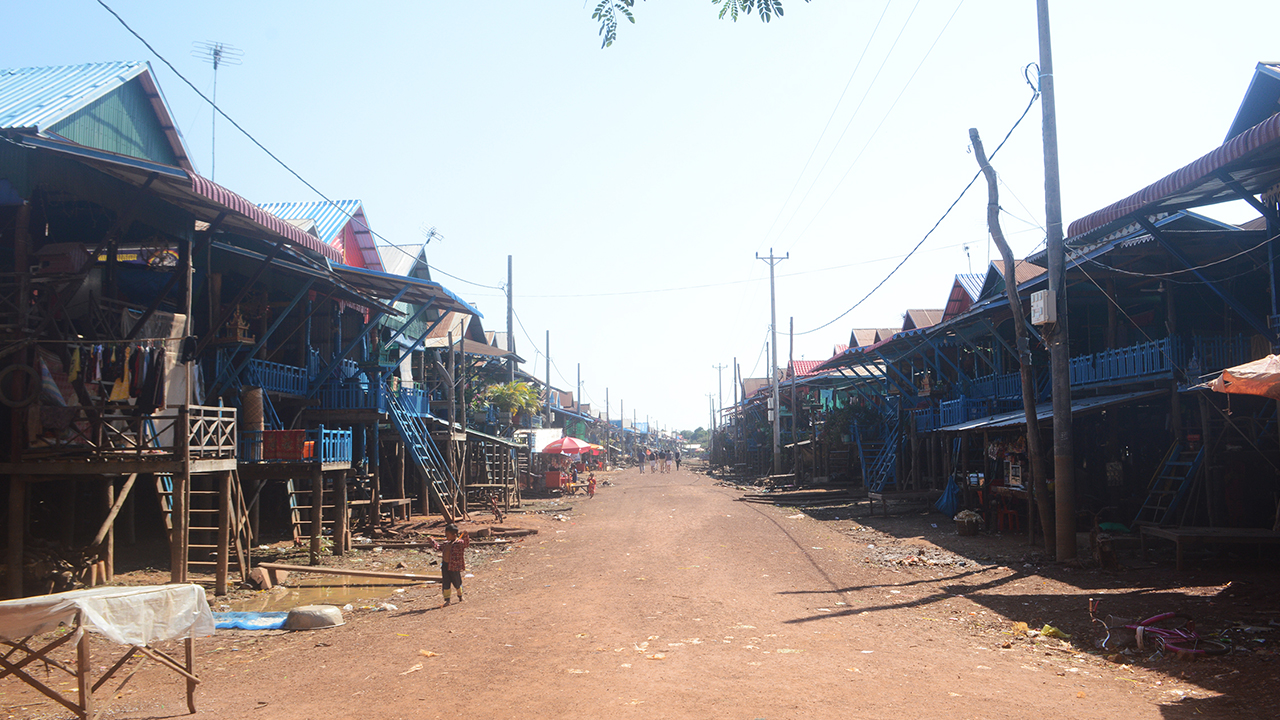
[1133,442,1204,526]
[386,390,462,521]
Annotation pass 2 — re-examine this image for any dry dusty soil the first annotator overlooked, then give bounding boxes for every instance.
[6,464,1280,719]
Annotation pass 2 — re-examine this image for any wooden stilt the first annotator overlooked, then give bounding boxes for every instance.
[215,471,231,596]
[172,407,190,583]
[335,471,348,557]
[104,480,115,582]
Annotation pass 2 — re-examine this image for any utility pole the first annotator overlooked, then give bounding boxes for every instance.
[544,331,551,425]
[1037,0,1075,561]
[507,255,515,382]
[708,393,716,464]
[605,388,611,466]
[756,248,788,475]
[712,362,727,432]
[790,316,798,475]
[576,363,581,416]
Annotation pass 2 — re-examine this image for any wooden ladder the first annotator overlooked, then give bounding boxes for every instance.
[156,470,252,591]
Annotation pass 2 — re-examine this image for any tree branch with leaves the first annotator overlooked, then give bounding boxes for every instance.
[592,0,810,48]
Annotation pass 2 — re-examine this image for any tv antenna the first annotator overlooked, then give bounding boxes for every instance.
[191,41,243,181]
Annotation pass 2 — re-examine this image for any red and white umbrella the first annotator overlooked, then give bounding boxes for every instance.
[541,436,599,455]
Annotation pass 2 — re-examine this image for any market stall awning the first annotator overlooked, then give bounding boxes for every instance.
[936,390,1164,433]
[330,264,480,317]
[1209,354,1280,399]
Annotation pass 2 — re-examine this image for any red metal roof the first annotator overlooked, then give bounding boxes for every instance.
[790,360,823,377]
[189,174,344,264]
[1068,111,1280,241]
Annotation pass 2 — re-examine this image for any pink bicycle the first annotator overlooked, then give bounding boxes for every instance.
[1089,598,1229,657]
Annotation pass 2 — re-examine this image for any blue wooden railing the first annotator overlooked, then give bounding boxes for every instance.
[1070,337,1181,386]
[940,397,989,426]
[310,425,353,464]
[244,358,309,395]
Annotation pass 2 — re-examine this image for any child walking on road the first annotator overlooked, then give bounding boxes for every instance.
[587,473,597,498]
[429,523,470,606]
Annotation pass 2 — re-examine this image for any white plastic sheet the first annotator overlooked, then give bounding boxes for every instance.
[0,584,214,647]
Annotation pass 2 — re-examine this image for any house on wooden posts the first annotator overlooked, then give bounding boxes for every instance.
[0,62,483,599]
[813,59,1280,534]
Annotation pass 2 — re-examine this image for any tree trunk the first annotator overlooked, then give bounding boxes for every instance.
[970,127,1055,555]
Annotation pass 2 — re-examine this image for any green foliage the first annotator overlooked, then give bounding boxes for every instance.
[592,0,636,49]
[593,0,809,48]
[481,381,541,415]
[680,427,710,444]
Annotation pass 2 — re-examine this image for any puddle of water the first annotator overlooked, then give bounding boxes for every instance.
[229,575,413,612]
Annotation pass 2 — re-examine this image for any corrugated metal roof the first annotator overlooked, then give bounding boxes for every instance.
[257,199,361,245]
[188,174,344,263]
[1068,110,1280,242]
[0,61,145,130]
[258,199,384,272]
[955,273,985,301]
[1,61,192,171]
[902,309,943,330]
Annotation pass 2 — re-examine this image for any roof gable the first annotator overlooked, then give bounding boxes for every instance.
[902,309,943,331]
[1226,62,1280,141]
[0,61,191,171]
[258,199,385,271]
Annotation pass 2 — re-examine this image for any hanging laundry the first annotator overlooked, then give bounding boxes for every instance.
[108,347,132,402]
[138,347,167,413]
[68,346,80,383]
[38,357,67,407]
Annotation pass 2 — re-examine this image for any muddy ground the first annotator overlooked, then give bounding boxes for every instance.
[4,464,1280,719]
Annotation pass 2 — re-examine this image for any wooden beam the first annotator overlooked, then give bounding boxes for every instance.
[91,474,138,547]
[257,562,441,583]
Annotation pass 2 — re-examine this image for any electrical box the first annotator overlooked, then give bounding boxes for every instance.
[1030,289,1056,325]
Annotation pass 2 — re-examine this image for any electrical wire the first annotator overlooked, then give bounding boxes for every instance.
[757,0,901,252]
[96,0,501,294]
[1077,231,1276,282]
[785,0,965,253]
[795,67,1040,337]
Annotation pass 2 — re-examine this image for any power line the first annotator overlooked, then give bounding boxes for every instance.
[796,69,1040,337]
[756,0,895,251]
[785,0,966,253]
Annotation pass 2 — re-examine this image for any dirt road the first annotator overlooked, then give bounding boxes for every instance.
[8,465,1256,719]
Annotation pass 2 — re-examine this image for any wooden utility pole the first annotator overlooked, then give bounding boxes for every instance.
[1037,0,1076,560]
[757,249,788,475]
[970,127,1054,554]
[507,255,515,382]
[789,317,798,475]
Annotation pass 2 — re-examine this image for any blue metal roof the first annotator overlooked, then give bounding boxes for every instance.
[955,273,985,303]
[0,61,147,131]
[257,199,363,245]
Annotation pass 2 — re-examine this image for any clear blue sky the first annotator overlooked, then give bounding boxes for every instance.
[6,1,1278,431]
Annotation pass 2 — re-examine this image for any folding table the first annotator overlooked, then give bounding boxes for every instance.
[0,584,214,719]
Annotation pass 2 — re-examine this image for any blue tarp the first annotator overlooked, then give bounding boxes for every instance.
[212,611,289,630]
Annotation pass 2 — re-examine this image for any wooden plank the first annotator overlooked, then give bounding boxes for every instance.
[257,562,441,583]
